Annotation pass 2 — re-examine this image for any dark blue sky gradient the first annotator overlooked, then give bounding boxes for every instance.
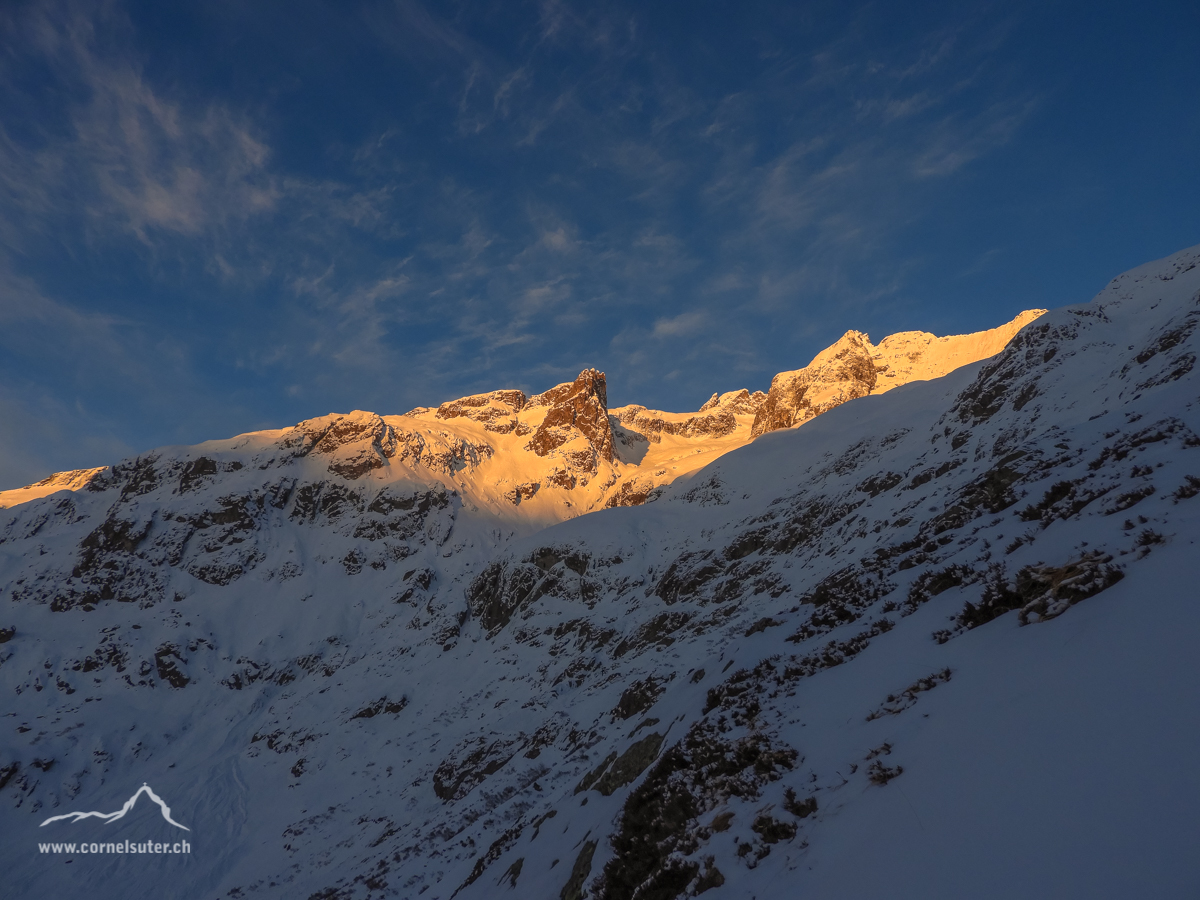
[1,0,1197,488]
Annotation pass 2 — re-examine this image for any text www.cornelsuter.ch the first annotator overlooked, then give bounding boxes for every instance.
[38,839,191,854]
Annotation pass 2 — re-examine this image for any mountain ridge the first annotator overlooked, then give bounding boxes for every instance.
[0,310,1045,517]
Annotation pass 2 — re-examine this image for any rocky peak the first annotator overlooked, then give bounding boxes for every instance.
[697,389,766,414]
[525,368,608,410]
[525,368,614,466]
[750,313,1045,438]
[276,410,495,481]
[712,388,767,415]
[751,330,877,437]
[435,389,528,434]
[288,410,400,479]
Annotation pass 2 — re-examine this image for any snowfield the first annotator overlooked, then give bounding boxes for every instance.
[1,247,1199,899]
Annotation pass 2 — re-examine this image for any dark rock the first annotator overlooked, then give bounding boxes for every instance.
[526,369,614,468]
[593,732,665,796]
[179,457,219,493]
[154,644,189,688]
[594,720,796,900]
[433,736,519,802]
[560,840,597,900]
[350,696,408,719]
[613,677,666,720]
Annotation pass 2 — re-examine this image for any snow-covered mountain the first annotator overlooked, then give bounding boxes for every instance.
[0,310,1041,521]
[2,248,1198,900]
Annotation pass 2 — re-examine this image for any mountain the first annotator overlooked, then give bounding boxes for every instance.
[1,248,1198,900]
[750,309,1045,436]
[0,310,1042,520]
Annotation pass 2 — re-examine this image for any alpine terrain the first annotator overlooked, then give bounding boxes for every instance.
[2,246,1199,900]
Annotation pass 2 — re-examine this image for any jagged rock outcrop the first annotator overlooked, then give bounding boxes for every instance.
[286,410,401,478]
[752,331,878,437]
[603,476,661,509]
[269,410,495,479]
[521,369,615,489]
[698,389,764,414]
[525,369,613,462]
[434,389,529,434]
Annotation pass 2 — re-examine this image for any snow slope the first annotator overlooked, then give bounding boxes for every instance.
[0,249,1197,899]
[869,307,1046,393]
[0,468,108,510]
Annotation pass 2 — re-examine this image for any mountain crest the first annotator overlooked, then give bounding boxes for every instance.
[434,389,528,434]
[1,315,1044,517]
[752,330,878,437]
[751,310,1045,438]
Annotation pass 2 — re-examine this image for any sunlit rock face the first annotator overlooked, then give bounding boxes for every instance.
[433,389,529,434]
[750,310,1047,438]
[525,368,614,465]
[869,308,1047,393]
[0,466,107,509]
[518,368,616,492]
[290,410,402,479]
[752,331,879,437]
[614,390,769,444]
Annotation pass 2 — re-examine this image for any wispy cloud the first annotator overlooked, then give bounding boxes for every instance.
[0,0,1057,482]
[0,2,276,254]
[651,309,708,338]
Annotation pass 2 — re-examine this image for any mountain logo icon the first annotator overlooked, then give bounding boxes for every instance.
[39,783,190,831]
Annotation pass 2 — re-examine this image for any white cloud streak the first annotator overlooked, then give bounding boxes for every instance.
[0,2,277,253]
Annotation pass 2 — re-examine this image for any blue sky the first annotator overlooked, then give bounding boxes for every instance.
[1,0,1197,489]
